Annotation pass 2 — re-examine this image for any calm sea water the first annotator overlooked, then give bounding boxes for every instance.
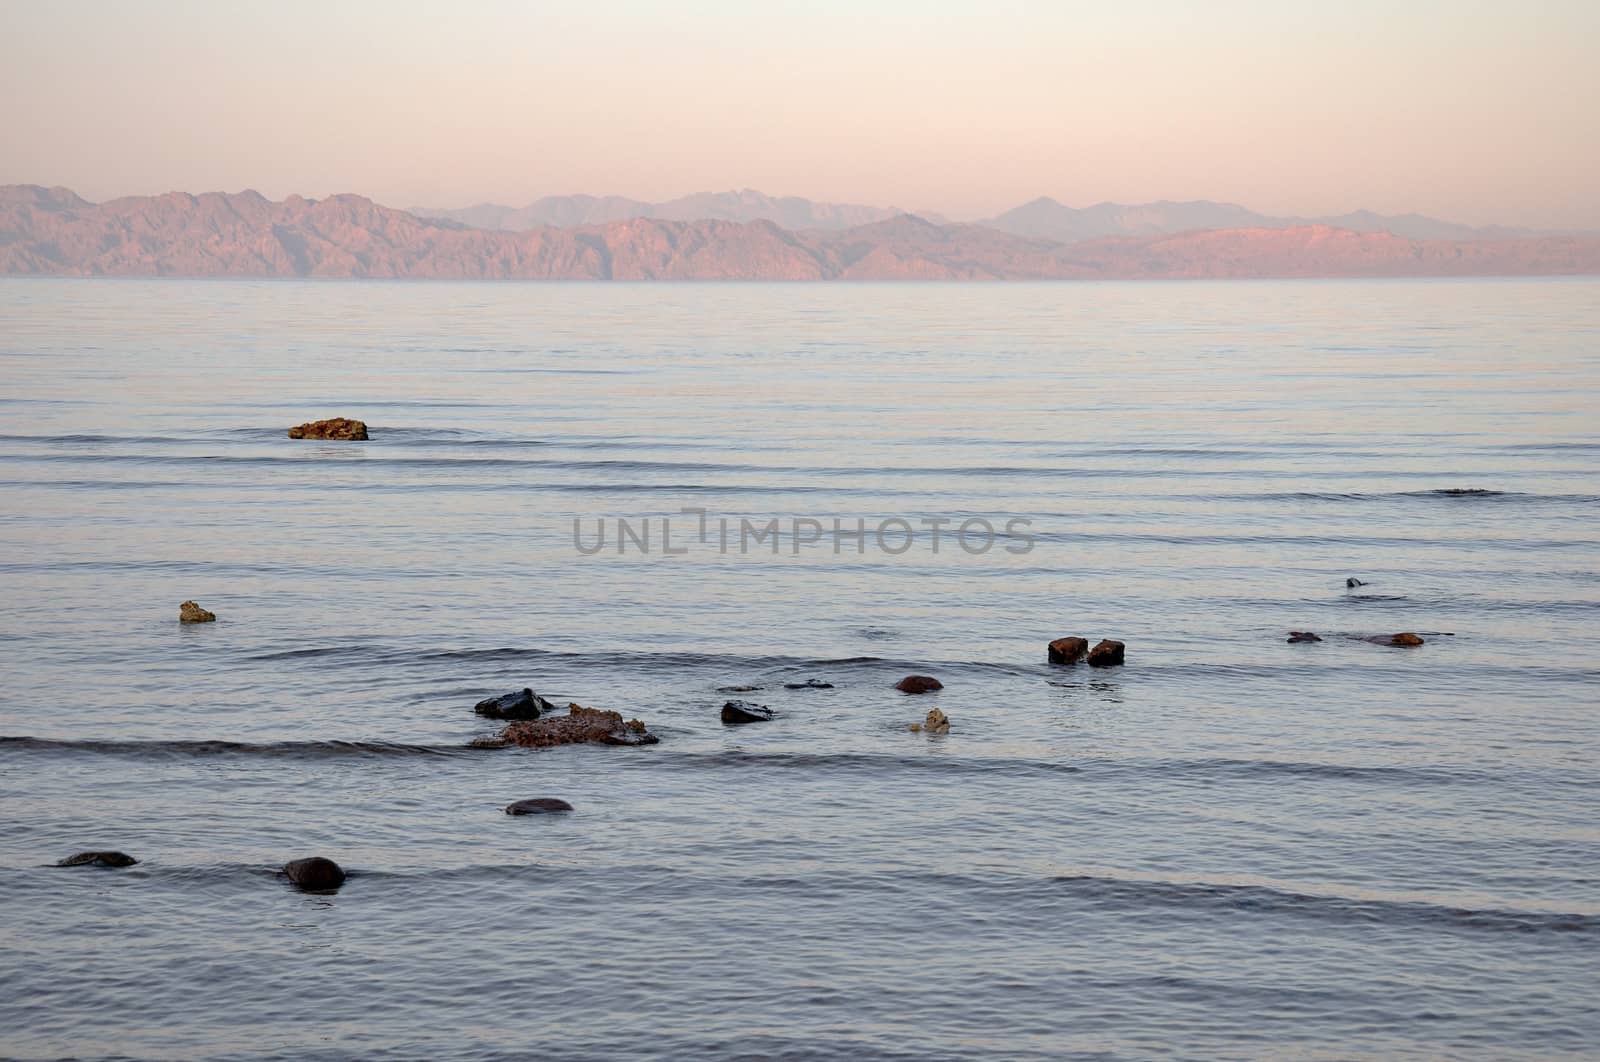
[1,278,1597,1061]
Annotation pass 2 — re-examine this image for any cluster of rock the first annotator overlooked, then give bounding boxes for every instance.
[288,417,368,440]
[468,692,658,749]
[179,600,216,623]
[1046,637,1125,667]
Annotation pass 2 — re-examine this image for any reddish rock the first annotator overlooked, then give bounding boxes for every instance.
[178,600,215,623]
[498,704,659,748]
[1087,639,1125,667]
[1047,637,1089,664]
[1368,633,1425,647]
[288,417,368,440]
[1287,631,1322,643]
[894,675,943,694]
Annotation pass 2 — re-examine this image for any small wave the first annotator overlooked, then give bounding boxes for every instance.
[0,736,475,761]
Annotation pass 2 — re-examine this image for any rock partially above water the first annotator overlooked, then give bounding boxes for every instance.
[784,679,833,690]
[1047,637,1089,665]
[57,851,138,868]
[718,685,764,693]
[1346,577,1368,588]
[1087,639,1125,667]
[1368,632,1425,647]
[1287,631,1323,643]
[474,688,556,721]
[283,856,346,890]
[895,675,944,694]
[721,700,774,724]
[288,417,368,441]
[505,798,574,815]
[499,704,659,748]
[179,600,215,623]
[909,707,950,733]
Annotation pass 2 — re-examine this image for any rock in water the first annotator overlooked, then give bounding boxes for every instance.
[283,856,346,890]
[179,600,216,623]
[718,685,763,693]
[1047,637,1088,665]
[909,707,950,733]
[1346,577,1367,588]
[288,418,368,441]
[894,675,943,693]
[505,798,574,815]
[473,688,555,720]
[1087,639,1126,667]
[784,679,834,690]
[1287,631,1323,643]
[1368,632,1425,647]
[721,700,774,724]
[57,851,138,868]
[498,704,659,748]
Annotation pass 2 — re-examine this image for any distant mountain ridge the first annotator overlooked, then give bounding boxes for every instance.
[410,189,926,232]
[4,185,1598,280]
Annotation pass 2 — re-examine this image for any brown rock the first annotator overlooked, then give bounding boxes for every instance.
[498,703,659,749]
[1287,631,1322,643]
[894,675,943,693]
[288,417,368,440]
[283,856,345,890]
[909,707,950,734]
[1087,639,1125,667]
[1368,633,1425,647]
[505,798,574,815]
[1047,637,1089,664]
[178,600,215,623]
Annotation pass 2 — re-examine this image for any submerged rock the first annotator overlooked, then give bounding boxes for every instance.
[283,856,346,890]
[57,851,138,868]
[1368,632,1425,647]
[505,798,574,816]
[894,675,943,694]
[1047,637,1088,665]
[288,417,368,440]
[784,679,833,690]
[1087,639,1125,667]
[468,734,510,749]
[721,700,774,724]
[178,600,216,623]
[909,707,950,734]
[473,688,555,721]
[498,703,659,748]
[1287,631,1323,643]
[718,685,763,693]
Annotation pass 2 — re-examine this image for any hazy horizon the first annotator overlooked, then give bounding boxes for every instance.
[3,1,1597,229]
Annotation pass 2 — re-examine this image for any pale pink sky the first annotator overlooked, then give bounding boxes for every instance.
[2,0,1597,227]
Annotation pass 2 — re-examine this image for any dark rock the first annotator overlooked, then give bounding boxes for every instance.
[179,600,216,623]
[1346,577,1367,588]
[718,685,763,693]
[499,703,659,748]
[909,707,950,733]
[57,851,138,868]
[894,675,943,693]
[1287,631,1322,643]
[1047,636,1088,665]
[505,797,574,815]
[1087,639,1125,667]
[721,700,774,724]
[288,417,368,440]
[783,679,833,690]
[283,856,346,890]
[1433,488,1499,496]
[473,687,555,721]
[1367,632,1425,647]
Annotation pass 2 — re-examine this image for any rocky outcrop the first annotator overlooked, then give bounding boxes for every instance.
[1368,633,1425,647]
[721,700,774,724]
[1287,631,1322,643]
[784,679,833,690]
[288,417,368,440]
[57,851,138,868]
[1087,639,1126,667]
[178,600,215,623]
[474,688,555,721]
[283,856,346,890]
[894,675,943,693]
[498,704,659,748]
[909,708,950,733]
[505,798,574,815]
[1047,637,1088,665]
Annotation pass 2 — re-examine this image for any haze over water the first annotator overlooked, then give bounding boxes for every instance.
[1,278,1598,1059]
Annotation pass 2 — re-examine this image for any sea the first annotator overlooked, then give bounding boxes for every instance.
[1,277,1597,1061]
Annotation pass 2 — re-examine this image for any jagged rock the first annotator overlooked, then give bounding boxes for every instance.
[1346,577,1367,588]
[1047,637,1088,664]
[1287,631,1322,643]
[57,851,138,868]
[784,679,833,689]
[283,856,346,890]
[505,798,574,815]
[721,700,774,724]
[473,688,555,720]
[894,675,943,693]
[1368,632,1425,647]
[288,417,368,441]
[179,600,215,623]
[909,707,950,733]
[499,704,659,748]
[1087,639,1125,667]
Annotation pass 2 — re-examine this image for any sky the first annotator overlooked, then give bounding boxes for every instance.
[2,0,1597,228]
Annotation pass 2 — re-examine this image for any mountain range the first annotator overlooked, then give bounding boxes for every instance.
[4,184,1597,280]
